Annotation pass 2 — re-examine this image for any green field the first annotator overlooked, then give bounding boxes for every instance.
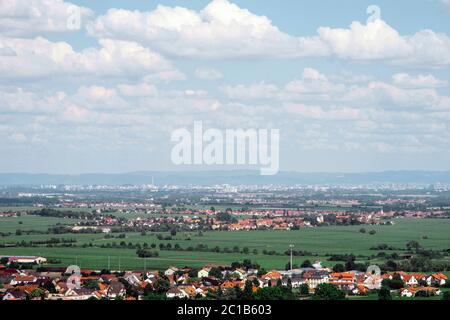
[1,213,450,271]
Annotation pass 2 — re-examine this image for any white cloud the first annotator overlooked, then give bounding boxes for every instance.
[117,83,158,97]
[87,0,450,67]
[194,68,223,80]
[222,68,450,112]
[285,103,367,121]
[318,20,411,61]
[0,0,94,36]
[222,82,279,100]
[302,68,328,81]
[0,36,176,79]
[88,0,328,59]
[392,73,448,88]
[318,20,450,66]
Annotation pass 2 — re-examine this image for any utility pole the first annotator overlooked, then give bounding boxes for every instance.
[289,244,294,270]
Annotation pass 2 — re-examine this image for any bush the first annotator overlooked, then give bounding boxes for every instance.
[312,284,346,300]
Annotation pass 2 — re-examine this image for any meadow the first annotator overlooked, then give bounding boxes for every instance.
[1,212,450,271]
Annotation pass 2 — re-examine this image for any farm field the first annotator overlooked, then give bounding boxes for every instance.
[1,212,450,271]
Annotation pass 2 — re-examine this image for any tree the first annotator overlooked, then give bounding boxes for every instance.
[242,280,254,300]
[300,260,313,268]
[29,288,45,299]
[154,278,170,294]
[442,291,450,300]
[285,262,298,271]
[359,228,366,234]
[388,274,404,290]
[217,211,233,222]
[299,283,309,296]
[234,285,243,300]
[345,255,356,271]
[84,279,100,290]
[209,267,223,279]
[333,264,345,272]
[378,287,392,300]
[254,286,296,300]
[43,280,56,294]
[369,230,376,235]
[406,240,421,251]
[312,284,346,300]
[170,228,177,236]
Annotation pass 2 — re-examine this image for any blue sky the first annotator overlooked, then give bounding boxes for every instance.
[1,0,450,174]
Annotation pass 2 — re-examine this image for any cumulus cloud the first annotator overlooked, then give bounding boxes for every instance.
[117,83,158,97]
[222,82,279,100]
[285,103,367,121]
[87,0,328,59]
[0,0,94,36]
[87,0,450,67]
[223,68,450,112]
[392,73,448,88]
[194,68,223,80]
[318,20,450,66]
[0,36,176,79]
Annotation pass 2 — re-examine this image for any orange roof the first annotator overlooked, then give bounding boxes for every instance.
[14,276,36,282]
[262,271,282,280]
[98,283,109,291]
[220,280,243,289]
[15,285,40,294]
[330,272,355,279]
[356,284,368,293]
[432,273,448,280]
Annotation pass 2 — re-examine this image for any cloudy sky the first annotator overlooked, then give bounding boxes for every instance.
[1,0,450,174]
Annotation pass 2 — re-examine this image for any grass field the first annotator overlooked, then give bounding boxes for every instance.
[1,213,450,271]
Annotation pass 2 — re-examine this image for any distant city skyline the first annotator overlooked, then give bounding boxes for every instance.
[1,0,450,174]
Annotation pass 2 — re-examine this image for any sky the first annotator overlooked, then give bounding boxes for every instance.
[1,0,450,174]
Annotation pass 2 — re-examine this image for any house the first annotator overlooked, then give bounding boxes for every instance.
[400,288,415,298]
[402,273,426,286]
[427,273,447,286]
[166,288,188,299]
[177,285,198,298]
[164,267,178,277]
[3,290,27,300]
[3,256,47,265]
[107,281,126,299]
[64,288,97,300]
[10,275,37,285]
[302,271,329,289]
[329,272,356,291]
[231,268,246,280]
[197,268,210,279]
[124,273,141,287]
[221,280,244,290]
[352,284,369,295]
[401,286,441,298]
[281,275,306,288]
[312,261,324,270]
[261,271,282,281]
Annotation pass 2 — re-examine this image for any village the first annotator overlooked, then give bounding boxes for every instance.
[1,255,448,301]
